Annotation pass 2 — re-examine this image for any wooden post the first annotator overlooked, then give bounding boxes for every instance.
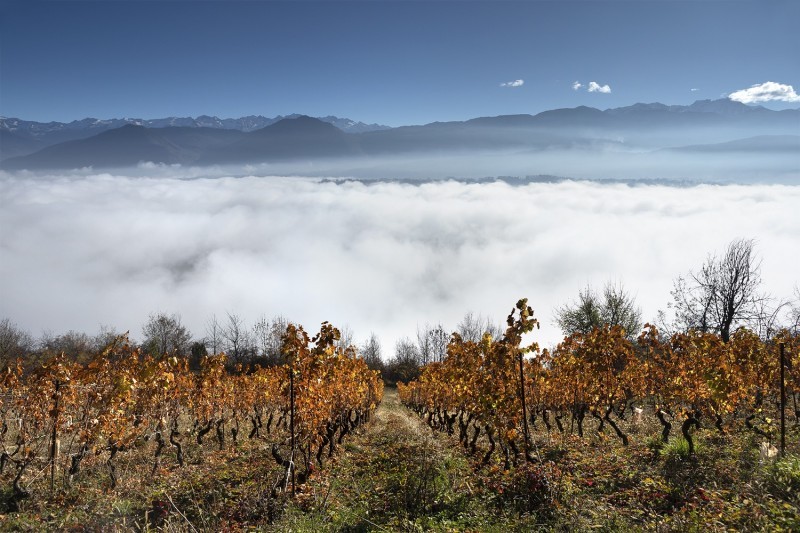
[519,352,532,461]
[289,365,296,496]
[780,343,786,457]
[50,380,60,494]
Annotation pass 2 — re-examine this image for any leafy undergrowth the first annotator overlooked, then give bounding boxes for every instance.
[274,388,546,532]
[0,433,289,531]
[277,390,799,532]
[1,392,798,531]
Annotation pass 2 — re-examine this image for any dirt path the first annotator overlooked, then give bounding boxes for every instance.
[274,388,486,531]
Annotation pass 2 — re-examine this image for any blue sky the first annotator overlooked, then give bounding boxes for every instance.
[1,0,798,126]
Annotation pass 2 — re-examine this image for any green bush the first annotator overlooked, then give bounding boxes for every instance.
[660,436,703,460]
[764,454,800,503]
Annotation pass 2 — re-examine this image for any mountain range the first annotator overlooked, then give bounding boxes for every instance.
[1,100,797,171]
[0,114,390,161]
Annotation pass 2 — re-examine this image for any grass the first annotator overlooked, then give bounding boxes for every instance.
[0,392,798,531]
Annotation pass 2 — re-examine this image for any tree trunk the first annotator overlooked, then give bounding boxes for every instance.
[482,425,495,464]
[152,431,165,475]
[714,414,725,434]
[107,445,119,489]
[170,427,184,467]
[681,412,701,455]
[745,414,771,439]
[542,409,552,432]
[591,410,605,435]
[656,409,672,443]
[68,443,89,484]
[574,407,586,438]
[215,419,225,450]
[604,405,629,446]
[197,420,213,445]
[469,424,481,454]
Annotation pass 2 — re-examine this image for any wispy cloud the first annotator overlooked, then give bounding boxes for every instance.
[587,81,611,93]
[728,81,800,104]
[1,175,798,351]
[573,80,611,93]
[691,88,700,92]
[500,79,524,88]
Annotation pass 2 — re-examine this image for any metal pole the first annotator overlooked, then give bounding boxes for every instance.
[780,343,786,457]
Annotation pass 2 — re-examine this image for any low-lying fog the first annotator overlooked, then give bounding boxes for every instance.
[1,170,798,351]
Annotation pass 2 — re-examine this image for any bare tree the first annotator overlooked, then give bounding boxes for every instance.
[416,324,432,366]
[93,324,123,352]
[790,287,800,335]
[335,324,355,352]
[205,314,223,355]
[41,330,96,361]
[750,298,791,341]
[394,337,420,366]
[222,312,252,363]
[0,318,34,363]
[384,337,421,384]
[457,312,483,342]
[555,281,642,338]
[670,238,766,342]
[429,323,449,363]
[142,313,192,356]
[360,332,383,371]
[416,322,449,365]
[253,314,288,366]
[457,312,502,343]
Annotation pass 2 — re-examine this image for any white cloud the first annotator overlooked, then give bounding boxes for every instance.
[572,81,583,91]
[1,175,798,352]
[691,88,700,92]
[729,81,800,104]
[500,79,524,88]
[587,81,611,93]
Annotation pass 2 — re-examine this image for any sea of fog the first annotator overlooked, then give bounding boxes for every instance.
[1,171,798,352]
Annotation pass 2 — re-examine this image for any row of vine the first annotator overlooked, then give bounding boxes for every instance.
[0,321,382,509]
[399,299,798,469]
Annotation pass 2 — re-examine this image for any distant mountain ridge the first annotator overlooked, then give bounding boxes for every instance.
[0,114,390,159]
[0,113,390,135]
[1,99,797,170]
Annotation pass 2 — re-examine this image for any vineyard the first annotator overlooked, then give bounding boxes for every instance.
[0,322,382,530]
[395,299,800,530]
[0,301,798,530]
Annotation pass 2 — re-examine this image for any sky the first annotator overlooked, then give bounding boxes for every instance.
[0,1,798,358]
[1,0,799,126]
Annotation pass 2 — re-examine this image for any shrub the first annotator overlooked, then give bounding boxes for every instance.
[660,436,703,460]
[764,454,800,503]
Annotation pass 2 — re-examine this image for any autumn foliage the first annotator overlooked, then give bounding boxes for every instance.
[400,299,798,463]
[0,321,382,505]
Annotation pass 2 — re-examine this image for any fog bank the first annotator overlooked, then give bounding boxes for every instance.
[1,173,798,351]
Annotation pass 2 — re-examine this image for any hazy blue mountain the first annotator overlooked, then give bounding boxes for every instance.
[0,114,390,159]
[199,116,362,164]
[664,135,800,153]
[2,100,797,171]
[0,130,45,159]
[1,125,245,169]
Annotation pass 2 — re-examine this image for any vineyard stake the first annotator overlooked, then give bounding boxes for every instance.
[289,363,296,496]
[50,379,60,495]
[518,352,531,461]
[780,342,786,457]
